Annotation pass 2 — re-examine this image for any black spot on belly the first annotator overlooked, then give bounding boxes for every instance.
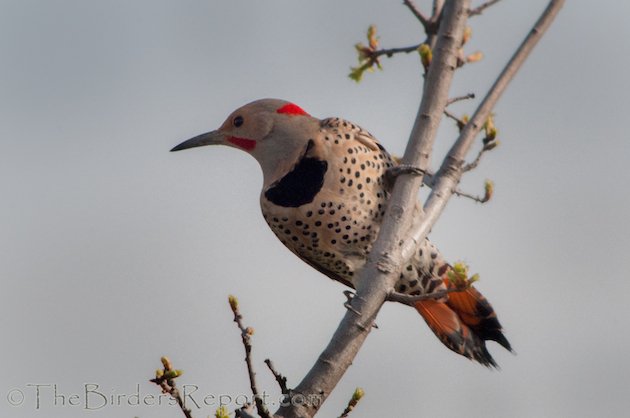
[264,144,328,207]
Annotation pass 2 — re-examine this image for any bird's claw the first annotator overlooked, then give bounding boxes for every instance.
[343,290,361,315]
[385,165,434,190]
[387,165,427,177]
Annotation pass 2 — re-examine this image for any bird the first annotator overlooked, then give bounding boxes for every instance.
[171,98,512,367]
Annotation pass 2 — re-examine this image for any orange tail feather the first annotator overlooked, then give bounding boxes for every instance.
[415,284,512,368]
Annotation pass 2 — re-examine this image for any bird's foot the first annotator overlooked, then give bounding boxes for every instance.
[343,290,379,328]
[343,290,361,315]
[385,165,434,190]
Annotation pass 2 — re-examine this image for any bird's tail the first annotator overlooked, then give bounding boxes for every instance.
[414,279,512,367]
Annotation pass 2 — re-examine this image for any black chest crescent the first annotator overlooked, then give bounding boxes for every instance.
[264,155,328,208]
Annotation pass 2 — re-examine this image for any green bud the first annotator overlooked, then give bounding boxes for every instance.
[418,43,432,70]
[466,51,484,63]
[163,369,182,379]
[462,26,472,45]
[367,25,379,50]
[484,180,494,202]
[353,387,365,401]
[228,295,239,311]
[160,356,172,371]
[215,405,230,418]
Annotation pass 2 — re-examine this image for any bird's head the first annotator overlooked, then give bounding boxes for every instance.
[172,98,320,185]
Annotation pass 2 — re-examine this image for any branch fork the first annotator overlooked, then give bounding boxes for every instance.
[277,1,565,416]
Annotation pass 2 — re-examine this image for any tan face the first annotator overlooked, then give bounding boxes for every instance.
[213,103,276,152]
[171,98,304,153]
[171,98,316,187]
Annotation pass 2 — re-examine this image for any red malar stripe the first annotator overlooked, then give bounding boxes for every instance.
[228,136,256,151]
[276,103,310,116]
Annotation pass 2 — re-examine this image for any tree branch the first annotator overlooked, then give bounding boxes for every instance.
[387,274,478,305]
[387,288,450,305]
[274,2,470,417]
[469,0,502,17]
[265,359,289,395]
[229,296,271,418]
[373,44,422,58]
[150,357,193,418]
[447,92,475,106]
[453,187,491,203]
[444,109,468,130]
[402,0,565,260]
[272,1,564,416]
[463,141,498,172]
[403,0,431,30]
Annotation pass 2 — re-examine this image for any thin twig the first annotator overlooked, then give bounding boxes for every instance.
[403,0,431,29]
[154,382,193,418]
[167,386,193,418]
[453,188,489,203]
[444,109,467,130]
[229,297,271,418]
[264,359,289,395]
[447,92,475,106]
[374,44,422,58]
[469,0,502,17]
[150,358,194,418]
[388,272,481,305]
[463,142,497,172]
[424,0,445,50]
[338,388,365,418]
[392,160,496,202]
[387,286,464,305]
[432,0,445,22]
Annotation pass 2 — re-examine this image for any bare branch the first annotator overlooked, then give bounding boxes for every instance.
[374,44,422,58]
[469,0,502,17]
[447,92,475,106]
[463,142,498,172]
[403,0,565,260]
[272,2,564,416]
[403,0,431,29]
[264,359,289,395]
[432,0,445,22]
[389,268,480,305]
[274,3,471,417]
[229,296,271,418]
[387,288,450,305]
[453,188,490,203]
[444,109,468,130]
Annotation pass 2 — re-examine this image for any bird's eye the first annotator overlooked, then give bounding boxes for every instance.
[233,115,244,127]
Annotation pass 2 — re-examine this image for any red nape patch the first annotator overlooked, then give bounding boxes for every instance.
[276,103,310,116]
[228,136,256,151]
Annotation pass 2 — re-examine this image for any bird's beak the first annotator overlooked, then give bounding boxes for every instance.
[170,130,224,152]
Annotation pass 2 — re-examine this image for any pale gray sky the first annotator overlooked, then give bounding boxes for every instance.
[2,1,630,417]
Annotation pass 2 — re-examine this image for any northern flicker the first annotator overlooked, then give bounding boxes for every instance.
[172,98,512,367]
